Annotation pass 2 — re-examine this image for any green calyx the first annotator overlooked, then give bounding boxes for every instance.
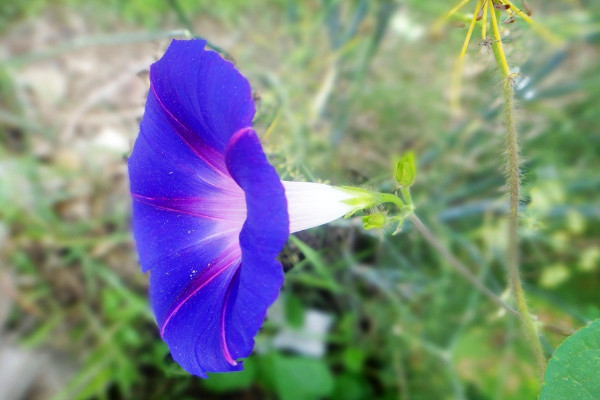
[338,186,380,216]
[335,151,418,233]
[336,189,414,234]
[362,213,387,230]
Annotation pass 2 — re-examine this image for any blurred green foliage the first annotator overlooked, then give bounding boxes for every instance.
[1,0,599,399]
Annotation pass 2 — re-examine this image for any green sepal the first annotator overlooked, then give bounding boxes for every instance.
[362,214,386,230]
[389,215,405,235]
[338,186,379,217]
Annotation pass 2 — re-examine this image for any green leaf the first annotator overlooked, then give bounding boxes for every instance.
[540,318,600,400]
[284,294,305,328]
[394,151,416,187]
[332,373,372,400]
[342,347,366,374]
[260,354,335,400]
[204,358,257,393]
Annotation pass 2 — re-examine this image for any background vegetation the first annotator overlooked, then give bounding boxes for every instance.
[1,1,598,399]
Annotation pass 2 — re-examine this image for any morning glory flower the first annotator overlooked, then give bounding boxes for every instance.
[128,39,364,377]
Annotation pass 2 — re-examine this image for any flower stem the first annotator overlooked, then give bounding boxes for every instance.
[490,8,546,380]
[399,187,413,208]
[376,192,408,210]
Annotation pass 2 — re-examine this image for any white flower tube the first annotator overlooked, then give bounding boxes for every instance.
[281,181,358,233]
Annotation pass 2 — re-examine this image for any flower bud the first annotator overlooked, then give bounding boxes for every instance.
[394,151,416,187]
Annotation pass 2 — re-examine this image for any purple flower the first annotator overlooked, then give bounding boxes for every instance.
[128,39,360,377]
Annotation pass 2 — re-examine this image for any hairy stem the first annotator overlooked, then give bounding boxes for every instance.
[408,214,518,318]
[503,81,546,379]
[490,8,547,380]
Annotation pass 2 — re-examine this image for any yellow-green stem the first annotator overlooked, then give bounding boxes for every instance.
[431,0,471,34]
[399,187,413,208]
[480,0,488,40]
[450,0,482,114]
[489,8,510,76]
[491,8,547,380]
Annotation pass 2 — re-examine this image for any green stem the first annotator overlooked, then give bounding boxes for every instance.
[399,187,413,208]
[502,81,546,379]
[490,9,546,379]
[376,192,409,210]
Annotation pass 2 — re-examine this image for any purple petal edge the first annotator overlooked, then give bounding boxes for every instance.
[149,39,255,153]
[223,128,289,363]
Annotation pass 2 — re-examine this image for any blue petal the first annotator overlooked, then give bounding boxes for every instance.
[129,88,246,273]
[152,241,244,377]
[151,128,289,377]
[129,90,231,200]
[128,39,289,378]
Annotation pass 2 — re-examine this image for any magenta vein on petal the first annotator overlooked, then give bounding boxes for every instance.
[159,256,240,338]
[131,193,225,220]
[220,268,241,366]
[149,78,228,177]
